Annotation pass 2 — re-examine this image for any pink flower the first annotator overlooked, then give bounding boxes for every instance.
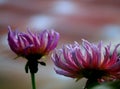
[52,39,120,82]
[8,26,59,73]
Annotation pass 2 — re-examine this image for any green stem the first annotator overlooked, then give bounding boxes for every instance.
[31,73,36,89]
[84,79,99,89]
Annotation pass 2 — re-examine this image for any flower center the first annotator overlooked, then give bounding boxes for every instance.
[25,54,43,60]
[82,69,106,80]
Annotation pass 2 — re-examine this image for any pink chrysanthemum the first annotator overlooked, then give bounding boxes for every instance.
[8,26,59,59]
[52,39,120,82]
[8,26,59,73]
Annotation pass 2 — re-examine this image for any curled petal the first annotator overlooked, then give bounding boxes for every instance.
[55,68,76,78]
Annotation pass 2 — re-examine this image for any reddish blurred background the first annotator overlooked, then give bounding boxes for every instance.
[0,0,120,89]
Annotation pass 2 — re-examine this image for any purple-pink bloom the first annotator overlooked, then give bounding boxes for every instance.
[8,26,59,60]
[8,26,59,73]
[52,39,120,82]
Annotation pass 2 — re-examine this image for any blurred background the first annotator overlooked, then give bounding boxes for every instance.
[0,0,120,89]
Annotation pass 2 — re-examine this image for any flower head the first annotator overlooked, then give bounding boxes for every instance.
[8,26,59,60]
[52,39,120,82]
[8,26,59,73]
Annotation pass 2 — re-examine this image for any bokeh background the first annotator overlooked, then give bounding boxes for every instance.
[1,0,120,89]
